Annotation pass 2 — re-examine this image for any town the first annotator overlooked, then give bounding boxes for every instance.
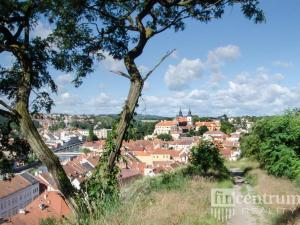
[0,109,254,224]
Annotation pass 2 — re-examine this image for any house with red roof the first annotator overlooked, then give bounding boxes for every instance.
[5,191,70,225]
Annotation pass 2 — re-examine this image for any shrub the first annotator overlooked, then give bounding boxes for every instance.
[189,141,228,177]
[240,111,300,180]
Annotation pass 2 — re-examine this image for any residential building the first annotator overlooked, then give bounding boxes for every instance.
[6,191,70,225]
[153,120,177,135]
[195,120,221,132]
[203,130,228,141]
[0,173,39,219]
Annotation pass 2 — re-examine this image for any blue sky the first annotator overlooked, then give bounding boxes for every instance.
[1,0,300,117]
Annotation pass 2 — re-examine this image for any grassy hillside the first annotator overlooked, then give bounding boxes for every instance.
[45,168,231,225]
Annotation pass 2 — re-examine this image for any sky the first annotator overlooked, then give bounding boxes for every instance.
[1,0,300,117]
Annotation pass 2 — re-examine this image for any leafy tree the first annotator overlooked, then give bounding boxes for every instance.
[0,0,265,215]
[51,0,265,172]
[157,133,173,141]
[197,125,209,135]
[241,111,300,179]
[189,141,227,175]
[48,121,66,132]
[87,128,99,142]
[0,1,90,212]
[127,120,157,140]
[220,120,235,134]
[186,129,195,137]
[70,120,93,130]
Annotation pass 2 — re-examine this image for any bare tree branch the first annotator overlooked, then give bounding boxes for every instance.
[110,70,131,80]
[143,49,176,81]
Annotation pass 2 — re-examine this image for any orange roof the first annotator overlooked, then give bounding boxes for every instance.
[195,121,220,127]
[176,117,188,123]
[132,151,151,156]
[0,173,37,198]
[155,120,177,127]
[7,191,70,225]
[82,140,105,148]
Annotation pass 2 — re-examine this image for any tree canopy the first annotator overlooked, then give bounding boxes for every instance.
[0,0,265,216]
[241,110,300,179]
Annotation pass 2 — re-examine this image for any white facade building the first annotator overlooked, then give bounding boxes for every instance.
[153,120,177,135]
[0,172,39,218]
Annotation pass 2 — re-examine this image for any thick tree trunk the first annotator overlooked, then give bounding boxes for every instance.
[15,101,78,212]
[108,77,143,171]
[15,68,79,215]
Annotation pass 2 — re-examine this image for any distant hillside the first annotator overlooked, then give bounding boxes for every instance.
[96,114,170,121]
[134,114,171,121]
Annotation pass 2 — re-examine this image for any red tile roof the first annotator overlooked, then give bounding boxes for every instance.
[7,191,70,225]
[155,120,177,127]
[0,174,36,198]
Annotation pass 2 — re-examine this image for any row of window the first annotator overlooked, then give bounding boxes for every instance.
[0,186,39,211]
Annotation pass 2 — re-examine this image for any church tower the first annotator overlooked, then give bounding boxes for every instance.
[178,107,183,117]
[187,107,192,125]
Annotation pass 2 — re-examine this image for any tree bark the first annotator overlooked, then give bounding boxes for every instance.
[15,69,79,215]
[107,56,144,172]
[108,77,143,171]
[17,103,78,208]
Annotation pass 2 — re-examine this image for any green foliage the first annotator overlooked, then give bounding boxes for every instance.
[245,173,258,186]
[70,120,93,130]
[0,121,31,175]
[40,218,58,225]
[81,148,91,154]
[157,133,173,141]
[79,130,120,221]
[220,120,235,134]
[48,121,65,132]
[197,125,209,136]
[189,141,228,176]
[87,128,99,142]
[241,111,300,179]
[126,121,156,140]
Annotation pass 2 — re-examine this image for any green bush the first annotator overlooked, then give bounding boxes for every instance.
[240,110,300,180]
[189,141,228,177]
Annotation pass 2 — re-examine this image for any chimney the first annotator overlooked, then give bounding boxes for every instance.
[18,209,26,214]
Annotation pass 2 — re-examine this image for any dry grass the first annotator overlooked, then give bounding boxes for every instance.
[248,169,300,225]
[90,176,222,225]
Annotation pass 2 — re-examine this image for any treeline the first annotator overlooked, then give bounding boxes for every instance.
[126,121,156,140]
[241,110,300,180]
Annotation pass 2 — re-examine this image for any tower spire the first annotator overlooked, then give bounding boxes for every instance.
[188,106,192,116]
[178,107,183,117]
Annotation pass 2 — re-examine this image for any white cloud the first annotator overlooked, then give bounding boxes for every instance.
[56,92,81,107]
[274,73,285,81]
[33,21,52,39]
[101,52,126,72]
[273,60,294,68]
[163,45,240,90]
[142,70,300,116]
[87,93,121,110]
[207,45,240,69]
[164,58,204,90]
[187,89,209,100]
